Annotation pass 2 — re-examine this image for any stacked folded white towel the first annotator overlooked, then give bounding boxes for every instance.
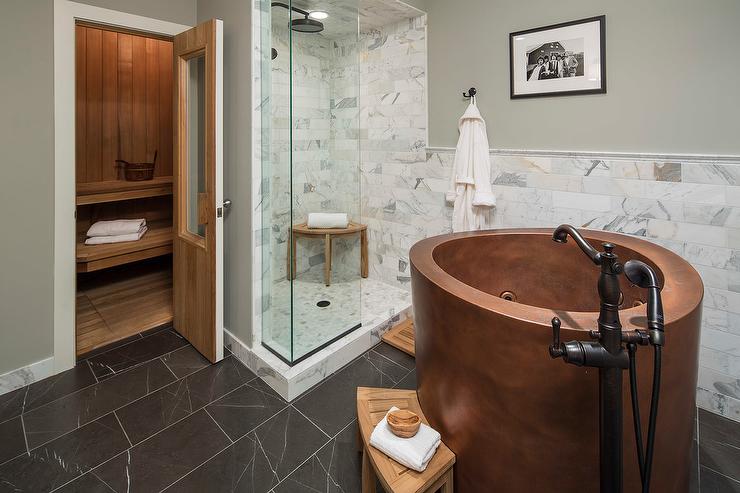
[307,212,348,229]
[369,406,442,472]
[85,219,148,245]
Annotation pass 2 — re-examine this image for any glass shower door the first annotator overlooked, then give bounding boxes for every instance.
[261,0,293,361]
[262,0,362,364]
[289,0,362,362]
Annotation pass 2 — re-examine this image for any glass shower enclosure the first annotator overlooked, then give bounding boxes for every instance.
[260,0,362,364]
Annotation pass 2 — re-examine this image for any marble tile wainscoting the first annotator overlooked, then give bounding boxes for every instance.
[365,147,740,423]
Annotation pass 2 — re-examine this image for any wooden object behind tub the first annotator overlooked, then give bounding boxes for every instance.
[382,318,415,357]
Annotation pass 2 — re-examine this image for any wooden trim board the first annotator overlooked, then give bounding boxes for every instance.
[381,318,415,357]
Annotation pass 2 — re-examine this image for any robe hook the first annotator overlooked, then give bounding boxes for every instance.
[462,87,477,99]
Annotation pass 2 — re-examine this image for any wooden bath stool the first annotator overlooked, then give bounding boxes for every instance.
[356,387,455,493]
[289,222,368,286]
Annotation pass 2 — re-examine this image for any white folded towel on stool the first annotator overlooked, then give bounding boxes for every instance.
[369,406,442,472]
[85,226,148,245]
[307,213,348,229]
[87,219,147,237]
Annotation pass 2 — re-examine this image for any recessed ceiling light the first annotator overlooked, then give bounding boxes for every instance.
[309,10,328,20]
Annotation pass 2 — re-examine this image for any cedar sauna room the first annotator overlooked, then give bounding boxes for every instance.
[74,22,175,356]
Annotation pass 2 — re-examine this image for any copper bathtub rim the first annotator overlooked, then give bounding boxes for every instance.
[409,228,704,333]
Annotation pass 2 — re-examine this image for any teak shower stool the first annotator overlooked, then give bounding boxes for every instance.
[289,222,368,286]
[356,387,456,493]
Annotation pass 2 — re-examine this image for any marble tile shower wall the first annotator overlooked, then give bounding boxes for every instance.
[358,15,430,287]
[268,26,360,283]
[375,148,739,422]
[267,17,427,284]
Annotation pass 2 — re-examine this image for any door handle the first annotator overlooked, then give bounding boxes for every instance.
[217,199,232,218]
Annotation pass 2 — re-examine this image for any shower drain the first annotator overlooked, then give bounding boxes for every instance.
[317,300,331,308]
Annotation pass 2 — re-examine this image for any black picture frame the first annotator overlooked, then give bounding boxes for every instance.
[509,15,606,99]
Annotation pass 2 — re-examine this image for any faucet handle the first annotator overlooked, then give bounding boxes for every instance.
[549,317,565,358]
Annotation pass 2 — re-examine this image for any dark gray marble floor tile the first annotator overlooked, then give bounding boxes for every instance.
[394,368,417,391]
[161,346,211,378]
[253,406,329,481]
[77,334,143,362]
[116,356,255,445]
[701,466,740,493]
[273,420,361,493]
[700,409,740,481]
[0,387,27,422]
[24,363,97,413]
[93,410,231,493]
[0,417,26,465]
[164,433,274,493]
[54,472,115,492]
[294,351,408,436]
[23,359,175,449]
[373,342,415,370]
[206,379,287,441]
[87,330,188,379]
[0,414,128,492]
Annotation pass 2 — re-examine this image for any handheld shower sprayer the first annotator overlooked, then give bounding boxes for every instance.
[624,259,664,493]
[624,260,664,346]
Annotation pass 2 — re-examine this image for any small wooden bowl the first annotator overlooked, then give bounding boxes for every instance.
[387,409,421,438]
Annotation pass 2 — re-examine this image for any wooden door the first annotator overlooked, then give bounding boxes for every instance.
[173,19,223,362]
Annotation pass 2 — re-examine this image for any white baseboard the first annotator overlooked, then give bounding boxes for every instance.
[0,357,55,396]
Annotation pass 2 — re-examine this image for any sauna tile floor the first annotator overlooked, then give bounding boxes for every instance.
[0,325,416,492]
[0,324,736,492]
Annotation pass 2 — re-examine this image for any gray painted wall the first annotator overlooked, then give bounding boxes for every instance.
[197,0,253,347]
[0,0,196,376]
[0,1,56,375]
[422,0,740,154]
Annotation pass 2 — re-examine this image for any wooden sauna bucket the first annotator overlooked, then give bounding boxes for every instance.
[115,151,157,181]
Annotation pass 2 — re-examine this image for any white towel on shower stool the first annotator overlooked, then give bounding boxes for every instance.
[85,226,148,245]
[87,219,147,237]
[307,212,348,229]
[369,406,442,472]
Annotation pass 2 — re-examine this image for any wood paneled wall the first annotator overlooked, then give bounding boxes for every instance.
[75,25,173,184]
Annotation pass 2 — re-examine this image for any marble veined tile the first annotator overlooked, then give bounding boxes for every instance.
[263,272,410,361]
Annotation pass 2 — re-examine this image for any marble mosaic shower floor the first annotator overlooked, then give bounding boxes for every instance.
[263,270,411,361]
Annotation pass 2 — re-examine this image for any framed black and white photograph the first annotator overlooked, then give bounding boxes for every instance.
[510,15,606,99]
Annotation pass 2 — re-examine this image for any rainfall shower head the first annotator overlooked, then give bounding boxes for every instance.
[271,2,325,34]
[291,17,324,33]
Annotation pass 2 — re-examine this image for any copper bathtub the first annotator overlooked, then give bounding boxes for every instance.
[409,229,702,492]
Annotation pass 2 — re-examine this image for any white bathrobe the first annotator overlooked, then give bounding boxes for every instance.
[446,99,496,232]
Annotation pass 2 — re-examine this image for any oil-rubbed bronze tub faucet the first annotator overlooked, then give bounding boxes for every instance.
[549,225,629,493]
[552,223,603,264]
[549,225,666,493]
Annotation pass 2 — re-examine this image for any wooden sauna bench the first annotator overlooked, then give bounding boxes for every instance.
[76,177,173,205]
[76,219,173,273]
[76,256,173,357]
